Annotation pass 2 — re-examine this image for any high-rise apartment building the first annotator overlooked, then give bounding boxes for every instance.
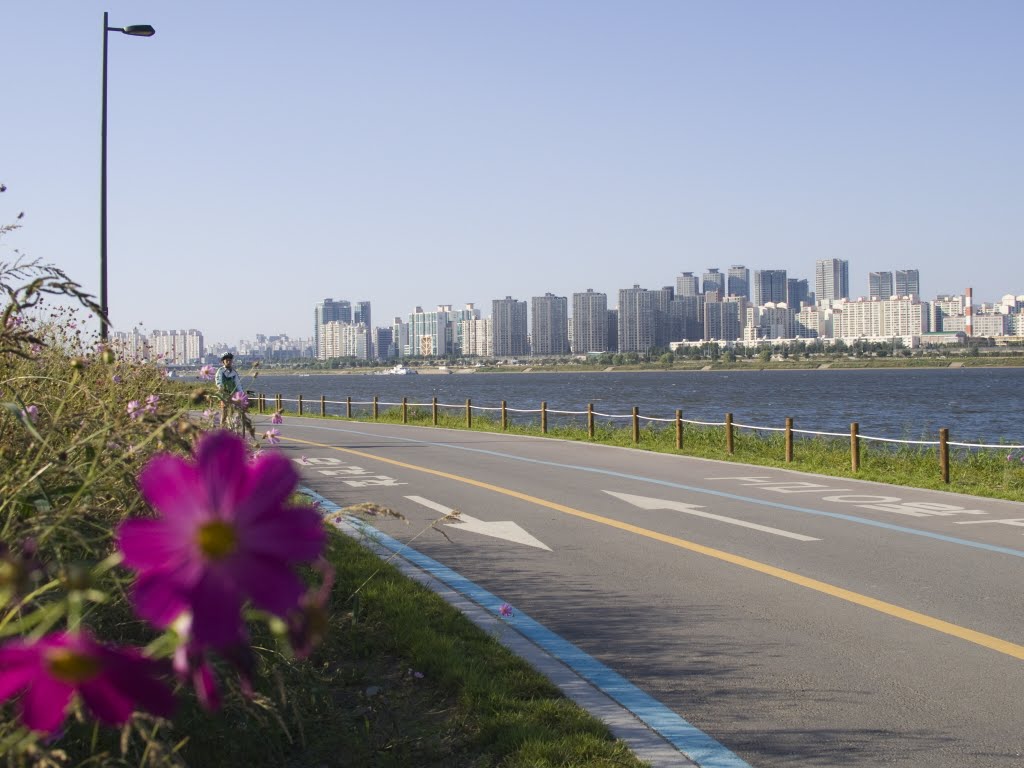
[704,301,742,341]
[492,297,529,357]
[652,286,674,348]
[353,301,371,328]
[137,329,204,364]
[671,294,704,341]
[617,285,655,353]
[868,272,894,300]
[445,303,480,355]
[606,309,619,352]
[676,272,700,296]
[815,259,849,302]
[530,293,570,356]
[787,278,810,308]
[895,269,920,298]
[407,305,452,357]
[460,317,493,357]
[391,317,409,358]
[752,269,788,305]
[702,268,724,296]
[371,326,393,360]
[927,295,965,333]
[321,321,370,359]
[727,265,750,300]
[572,289,608,354]
[832,297,924,339]
[314,299,350,359]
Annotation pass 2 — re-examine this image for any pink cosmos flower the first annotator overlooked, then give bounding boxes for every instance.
[116,431,326,648]
[0,631,174,734]
[498,603,514,618]
[231,391,249,409]
[22,404,39,423]
[263,428,281,445]
[127,400,142,420]
[270,412,283,425]
[112,374,122,384]
[198,365,215,381]
[144,394,160,415]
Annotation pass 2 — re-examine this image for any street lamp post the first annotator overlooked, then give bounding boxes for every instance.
[100,11,154,342]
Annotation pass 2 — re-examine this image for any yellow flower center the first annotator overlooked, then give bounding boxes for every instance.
[47,648,101,683]
[196,521,238,560]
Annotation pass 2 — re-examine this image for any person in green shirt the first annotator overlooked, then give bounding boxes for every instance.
[215,353,240,427]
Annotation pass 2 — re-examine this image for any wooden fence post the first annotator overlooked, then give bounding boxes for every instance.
[850,422,860,473]
[320,395,326,417]
[541,401,547,434]
[501,400,507,431]
[373,396,378,420]
[466,398,472,429]
[587,403,594,439]
[632,406,640,444]
[276,394,282,412]
[402,397,408,424]
[675,410,682,450]
[432,397,438,426]
[785,417,794,463]
[346,396,352,419]
[939,428,950,484]
[725,412,734,455]
[298,394,303,416]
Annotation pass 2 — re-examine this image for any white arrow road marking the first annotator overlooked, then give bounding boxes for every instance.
[605,491,820,542]
[405,495,552,551]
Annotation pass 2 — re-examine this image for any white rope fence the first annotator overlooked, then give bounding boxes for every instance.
[246,391,1024,451]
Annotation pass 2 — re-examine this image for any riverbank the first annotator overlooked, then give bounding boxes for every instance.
[255,355,1024,376]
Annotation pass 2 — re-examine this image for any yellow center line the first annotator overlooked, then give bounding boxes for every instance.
[286,434,1024,661]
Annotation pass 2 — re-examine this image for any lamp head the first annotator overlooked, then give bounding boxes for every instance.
[121,25,155,37]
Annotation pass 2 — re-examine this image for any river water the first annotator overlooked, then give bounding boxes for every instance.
[244,368,1024,445]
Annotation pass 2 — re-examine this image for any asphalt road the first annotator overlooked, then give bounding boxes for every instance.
[271,414,1024,768]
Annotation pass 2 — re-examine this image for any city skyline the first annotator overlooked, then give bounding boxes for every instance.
[3,2,1022,343]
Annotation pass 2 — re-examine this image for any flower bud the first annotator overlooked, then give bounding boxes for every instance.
[100,348,116,365]
[60,563,91,592]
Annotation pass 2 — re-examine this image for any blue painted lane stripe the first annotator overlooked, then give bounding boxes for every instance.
[294,422,1024,559]
[302,485,754,768]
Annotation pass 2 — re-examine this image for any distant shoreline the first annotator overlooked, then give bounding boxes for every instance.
[250,358,1024,376]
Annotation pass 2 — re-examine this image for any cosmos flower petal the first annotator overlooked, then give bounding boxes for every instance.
[232,556,306,617]
[244,507,326,562]
[138,455,206,523]
[130,570,192,629]
[193,659,221,711]
[188,569,246,648]
[232,453,300,525]
[79,676,136,726]
[194,432,251,516]
[20,672,74,734]
[0,656,36,702]
[94,650,176,720]
[116,518,193,571]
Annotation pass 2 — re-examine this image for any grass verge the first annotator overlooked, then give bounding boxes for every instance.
[260,402,1024,503]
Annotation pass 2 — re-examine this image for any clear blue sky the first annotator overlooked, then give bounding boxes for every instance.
[3,1,1022,344]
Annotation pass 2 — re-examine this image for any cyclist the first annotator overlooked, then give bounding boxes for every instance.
[215,353,241,427]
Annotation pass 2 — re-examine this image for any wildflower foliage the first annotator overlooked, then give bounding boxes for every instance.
[0,250,329,764]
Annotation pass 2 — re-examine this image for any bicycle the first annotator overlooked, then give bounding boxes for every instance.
[220,389,257,440]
